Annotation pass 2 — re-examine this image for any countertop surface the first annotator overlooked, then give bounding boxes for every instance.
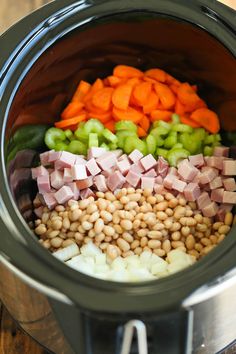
[0,0,236,353]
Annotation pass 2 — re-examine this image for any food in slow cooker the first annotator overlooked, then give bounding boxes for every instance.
[29,65,236,282]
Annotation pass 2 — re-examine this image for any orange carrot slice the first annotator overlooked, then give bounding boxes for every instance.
[83,78,104,103]
[190,108,220,133]
[177,82,200,107]
[145,68,166,83]
[113,65,143,78]
[138,126,147,137]
[154,82,176,110]
[113,106,143,123]
[143,91,159,114]
[107,75,124,87]
[55,114,86,128]
[104,120,116,132]
[126,77,142,88]
[61,102,84,120]
[184,99,207,113]
[139,115,150,132]
[150,110,172,122]
[180,116,201,128]
[71,80,91,102]
[112,84,132,110]
[88,111,112,123]
[92,87,114,111]
[133,82,152,106]
[166,74,181,86]
[175,100,186,116]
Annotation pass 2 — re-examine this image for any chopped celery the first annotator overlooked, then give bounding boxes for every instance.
[193,128,206,140]
[204,146,213,156]
[115,120,137,132]
[156,148,169,159]
[123,136,147,155]
[83,119,104,136]
[171,114,180,124]
[74,127,89,142]
[180,133,201,154]
[157,120,171,131]
[150,127,169,137]
[116,130,137,149]
[172,143,183,149]
[214,134,222,142]
[88,133,99,148]
[146,134,157,155]
[45,127,66,150]
[54,141,68,151]
[102,129,118,143]
[68,140,87,155]
[171,123,193,133]
[156,136,165,147]
[164,135,177,149]
[167,148,190,167]
[169,131,178,138]
[109,143,118,150]
[64,129,74,141]
[100,142,110,151]
[204,134,215,145]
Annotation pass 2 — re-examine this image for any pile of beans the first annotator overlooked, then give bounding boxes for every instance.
[33,188,235,262]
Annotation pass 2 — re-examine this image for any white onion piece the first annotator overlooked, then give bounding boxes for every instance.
[53,244,79,261]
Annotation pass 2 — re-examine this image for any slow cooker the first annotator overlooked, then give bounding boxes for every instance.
[0,1,236,353]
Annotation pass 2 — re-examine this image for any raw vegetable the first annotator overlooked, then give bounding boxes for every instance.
[45,127,66,150]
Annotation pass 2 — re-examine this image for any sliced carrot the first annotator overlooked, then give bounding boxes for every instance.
[103,78,110,86]
[107,75,125,87]
[143,77,158,84]
[113,65,143,79]
[169,84,179,95]
[166,74,181,86]
[143,90,159,114]
[88,111,112,123]
[138,126,147,137]
[83,78,104,103]
[180,116,201,128]
[126,77,142,88]
[113,106,143,123]
[145,68,166,83]
[156,101,169,111]
[71,80,91,102]
[154,82,176,110]
[150,110,172,122]
[55,114,86,128]
[175,100,186,116]
[133,82,152,106]
[139,115,150,132]
[61,101,84,120]
[177,82,200,107]
[85,100,106,114]
[104,120,116,132]
[184,99,207,113]
[190,108,220,133]
[92,87,114,111]
[112,84,132,110]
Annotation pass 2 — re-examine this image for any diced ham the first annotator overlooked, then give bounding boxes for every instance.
[168,167,178,176]
[48,150,62,163]
[189,154,204,167]
[71,164,87,180]
[163,174,176,189]
[55,151,76,170]
[96,152,117,171]
[86,158,101,176]
[94,175,108,192]
[197,192,211,209]
[118,154,129,161]
[154,184,165,194]
[141,177,155,191]
[199,167,218,184]
[155,176,163,184]
[223,178,236,191]
[130,161,145,174]
[122,182,132,189]
[63,168,73,183]
[37,175,51,193]
[156,157,169,178]
[31,165,49,179]
[184,183,201,202]
[178,159,198,181]
[209,176,223,190]
[40,151,50,166]
[129,149,143,163]
[222,160,236,176]
[144,168,157,177]
[206,156,224,170]
[192,171,201,184]
[116,159,131,175]
[215,208,226,222]
[112,150,123,158]
[80,188,95,199]
[126,170,141,187]
[223,191,236,204]
[42,192,57,209]
[220,203,234,212]
[54,186,74,204]
[211,188,224,203]
[172,177,187,193]
[87,147,107,159]
[50,170,64,189]
[66,182,80,200]
[213,146,229,157]
[202,202,218,217]
[75,156,87,165]
[140,154,157,171]
[34,206,44,219]
[102,168,114,178]
[107,171,126,191]
[76,176,93,190]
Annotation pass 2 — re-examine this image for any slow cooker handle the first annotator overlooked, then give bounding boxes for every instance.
[120,320,148,354]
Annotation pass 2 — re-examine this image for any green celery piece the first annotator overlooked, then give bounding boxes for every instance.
[172,143,183,149]
[116,130,137,149]
[172,123,193,133]
[84,119,104,136]
[64,129,75,141]
[171,114,180,124]
[156,148,169,159]
[68,140,87,155]
[115,120,138,132]
[74,127,89,142]
[88,133,99,148]
[204,134,215,145]
[193,128,206,140]
[150,126,169,138]
[157,120,171,131]
[123,136,147,155]
[146,134,157,155]
[54,141,68,151]
[204,146,213,156]
[109,143,118,150]
[167,148,190,167]
[100,143,110,151]
[214,134,222,142]
[102,129,118,144]
[169,131,178,138]
[164,135,177,149]
[180,133,202,154]
[45,127,66,150]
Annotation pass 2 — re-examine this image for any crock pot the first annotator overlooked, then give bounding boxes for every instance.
[0,1,236,353]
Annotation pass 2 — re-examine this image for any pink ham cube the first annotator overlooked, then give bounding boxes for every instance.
[31,165,49,179]
[42,192,57,209]
[213,146,229,157]
[118,154,129,161]
[76,176,93,190]
[40,151,50,166]
[87,147,107,159]
[189,154,204,167]
[129,149,143,163]
[154,184,165,194]
[102,168,114,178]
[144,168,157,178]
[126,170,141,187]
[197,192,211,209]
[178,160,198,181]
[86,158,101,176]
[130,161,145,174]
[223,178,236,191]
[50,170,64,189]
[94,175,108,192]
[140,154,157,171]
[168,167,178,176]
[75,156,87,165]
[54,186,74,204]
[48,150,62,163]
[71,164,87,180]
[96,152,117,171]
[107,171,126,192]
[141,177,155,191]
[66,182,80,200]
[209,176,223,190]
[155,176,163,184]
[163,174,176,189]
[37,175,51,193]
[202,202,218,217]
[222,160,236,176]
[184,183,201,201]
[223,191,236,204]
[156,157,169,178]
[199,168,218,184]
[172,178,187,193]
[206,156,223,170]
[54,151,76,169]
[80,188,95,199]
[63,168,73,183]
[116,158,131,175]
[211,188,224,203]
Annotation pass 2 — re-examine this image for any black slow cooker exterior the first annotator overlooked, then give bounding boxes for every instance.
[0,1,236,353]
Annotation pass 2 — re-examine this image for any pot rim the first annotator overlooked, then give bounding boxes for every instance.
[0,0,236,313]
